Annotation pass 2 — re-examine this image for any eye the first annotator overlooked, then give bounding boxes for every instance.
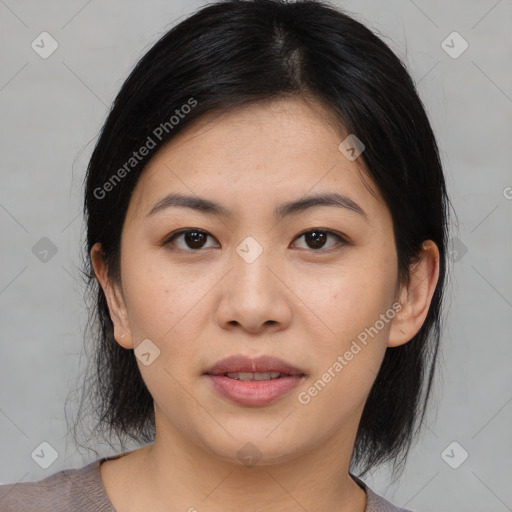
[163,229,219,251]
[292,229,348,251]
[162,228,348,252]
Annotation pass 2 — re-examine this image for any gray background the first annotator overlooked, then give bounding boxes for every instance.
[1,0,511,511]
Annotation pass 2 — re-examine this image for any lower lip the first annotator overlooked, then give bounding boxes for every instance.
[205,374,304,406]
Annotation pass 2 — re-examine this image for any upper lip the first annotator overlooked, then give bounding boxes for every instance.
[205,355,305,376]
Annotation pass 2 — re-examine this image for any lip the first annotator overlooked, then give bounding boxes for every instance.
[204,354,306,407]
[205,354,305,376]
[206,375,304,406]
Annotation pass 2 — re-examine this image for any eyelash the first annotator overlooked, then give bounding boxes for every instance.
[162,228,349,253]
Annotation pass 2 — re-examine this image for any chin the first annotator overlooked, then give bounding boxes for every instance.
[201,429,310,468]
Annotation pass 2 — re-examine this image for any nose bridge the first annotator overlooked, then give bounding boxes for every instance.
[232,234,276,295]
[216,233,290,331]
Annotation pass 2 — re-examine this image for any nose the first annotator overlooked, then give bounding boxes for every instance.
[216,245,292,334]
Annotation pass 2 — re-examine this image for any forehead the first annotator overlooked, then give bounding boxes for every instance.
[126,97,386,223]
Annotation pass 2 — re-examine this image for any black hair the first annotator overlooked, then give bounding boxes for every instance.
[67,0,454,480]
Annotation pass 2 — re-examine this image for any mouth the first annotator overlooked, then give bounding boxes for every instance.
[214,371,296,381]
[204,354,306,406]
[204,354,306,378]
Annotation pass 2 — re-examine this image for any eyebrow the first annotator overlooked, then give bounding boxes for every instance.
[146,191,368,221]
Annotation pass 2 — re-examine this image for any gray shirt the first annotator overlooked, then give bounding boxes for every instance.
[0,455,414,511]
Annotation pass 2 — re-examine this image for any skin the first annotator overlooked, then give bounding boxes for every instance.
[91,97,440,512]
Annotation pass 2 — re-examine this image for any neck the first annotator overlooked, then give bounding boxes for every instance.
[127,417,367,512]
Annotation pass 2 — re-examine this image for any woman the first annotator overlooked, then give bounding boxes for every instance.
[0,0,452,510]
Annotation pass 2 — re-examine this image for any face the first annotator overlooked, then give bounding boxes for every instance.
[93,97,413,466]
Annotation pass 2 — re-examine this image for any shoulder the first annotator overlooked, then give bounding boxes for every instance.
[0,459,115,512]
[351,474,416,512]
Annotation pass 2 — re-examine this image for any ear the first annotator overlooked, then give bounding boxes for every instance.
[90,242,134,349]
[387,240,440,348]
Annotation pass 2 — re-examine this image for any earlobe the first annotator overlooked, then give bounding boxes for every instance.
[387,240,440,348]
[90,242,134,349]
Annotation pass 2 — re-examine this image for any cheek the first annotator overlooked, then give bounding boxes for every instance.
[120,252,220,381]
[296,274,394,427]
[122,272,173,337]
[295,259,395,343]
[120,248,200,337]
[122,256,206,414]
[293,257,396,401]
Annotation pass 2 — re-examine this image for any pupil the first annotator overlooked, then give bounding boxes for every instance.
[186,231,205,248]
[306,230,326,249]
